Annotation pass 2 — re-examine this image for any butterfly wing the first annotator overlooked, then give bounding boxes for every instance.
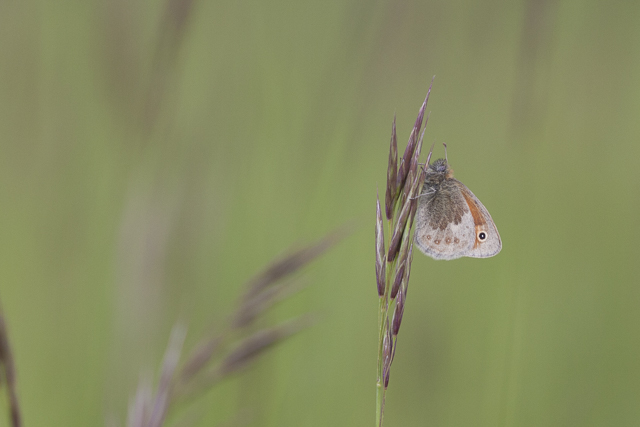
[414,179,501,260]
[453,180,501,258]
[414,180,477,260]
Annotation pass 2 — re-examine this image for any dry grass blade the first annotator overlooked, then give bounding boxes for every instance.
[127,325,186,427]
[390,261,405,300]
[143,0,197,130]
[148,325,187,427]
[234,278,309,329]
[387,197,411,262]
[0,304,21,427]
[375,192,386,296]
[127,378,153,427]
[179,336,223,385]
[396,79,432,191]
[392,284,406,336]
[123,227,344,427]
[152,0,196,68]
[382,319,392,389]
[392,244,414,335]
[242,227,345,300]
[385,117,398,220]
[163,0,196,34]
[180,316,314,399]
[409,127,427,179]
[218,317,313,377]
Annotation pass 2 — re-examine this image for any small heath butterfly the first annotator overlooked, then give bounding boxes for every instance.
[414,144,502,260]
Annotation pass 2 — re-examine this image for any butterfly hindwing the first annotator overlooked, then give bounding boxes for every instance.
[455,181,502,258]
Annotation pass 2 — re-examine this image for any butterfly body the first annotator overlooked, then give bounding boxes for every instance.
[414,158,501,260]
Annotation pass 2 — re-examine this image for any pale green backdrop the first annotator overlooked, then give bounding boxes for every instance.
[1,1,639,426]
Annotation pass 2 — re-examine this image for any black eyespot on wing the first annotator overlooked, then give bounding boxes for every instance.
[477,231,487,241]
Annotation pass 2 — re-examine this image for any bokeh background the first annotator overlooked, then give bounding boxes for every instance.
[1,1,640,426]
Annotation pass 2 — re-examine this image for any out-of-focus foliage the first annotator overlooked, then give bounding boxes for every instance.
[0,1,639,426]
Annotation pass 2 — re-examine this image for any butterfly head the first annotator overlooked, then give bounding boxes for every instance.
[426,158,454,179]
[428,158,448,173]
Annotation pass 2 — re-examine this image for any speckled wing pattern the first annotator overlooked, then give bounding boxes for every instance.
[414,180,501,260]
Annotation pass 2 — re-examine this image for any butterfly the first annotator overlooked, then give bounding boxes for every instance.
[414,145,501,260]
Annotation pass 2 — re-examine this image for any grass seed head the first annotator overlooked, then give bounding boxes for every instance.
[375,192,386,296]
[385,117,398,220]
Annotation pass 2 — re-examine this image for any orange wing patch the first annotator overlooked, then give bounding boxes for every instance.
[460,189,486,248]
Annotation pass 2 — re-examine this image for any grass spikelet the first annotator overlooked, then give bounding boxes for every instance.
[375,78,434,427]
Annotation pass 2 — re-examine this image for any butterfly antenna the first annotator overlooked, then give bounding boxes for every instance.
[443,142,448,164]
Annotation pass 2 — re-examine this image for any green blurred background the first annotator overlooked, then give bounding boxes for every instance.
[1,0,640,426]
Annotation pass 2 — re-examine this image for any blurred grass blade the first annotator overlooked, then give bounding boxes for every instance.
[148,324,187,427]
[181,316,314,399]
[218,316,313,376]
[234,278,309,328]
[128,378,153,427]
[179,336,223,385]
[243,228,346,300]
[0,304,21,427]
